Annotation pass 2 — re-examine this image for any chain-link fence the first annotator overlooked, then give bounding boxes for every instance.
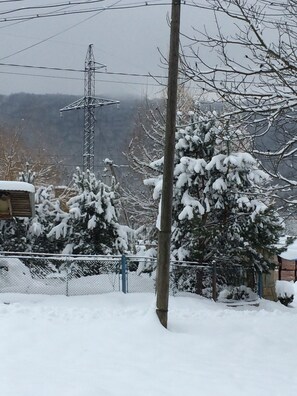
[124,255,156,293]
[0,252,256,299]
[170,261,257,300]
[0,252,157,296]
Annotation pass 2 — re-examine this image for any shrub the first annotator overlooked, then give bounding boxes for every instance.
[275,280,295,306]
[218,285,258,302]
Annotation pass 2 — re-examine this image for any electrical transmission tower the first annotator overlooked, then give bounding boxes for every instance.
[60,44,119,172]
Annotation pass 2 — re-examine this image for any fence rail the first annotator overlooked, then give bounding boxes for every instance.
[0,252,256,299]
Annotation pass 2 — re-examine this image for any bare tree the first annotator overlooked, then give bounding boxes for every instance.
[122,96,165,237]
[0,124,64,185]
[180,0,297,204]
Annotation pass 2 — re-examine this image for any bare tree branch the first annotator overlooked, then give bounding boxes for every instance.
[180,0,297,201]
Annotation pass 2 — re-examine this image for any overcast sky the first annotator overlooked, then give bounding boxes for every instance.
[0,0,212,99]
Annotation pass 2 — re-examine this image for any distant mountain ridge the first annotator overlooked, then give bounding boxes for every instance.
[0,93,141,181]
[0,93,284,187]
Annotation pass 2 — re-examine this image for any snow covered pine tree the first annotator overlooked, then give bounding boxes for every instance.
[28,184,66,253]
[49,168,129,255]
[146,108,284,294]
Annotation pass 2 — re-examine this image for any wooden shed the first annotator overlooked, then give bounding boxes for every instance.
[277,238,297,282]
[278,256,297,282]
[0,181,35,219]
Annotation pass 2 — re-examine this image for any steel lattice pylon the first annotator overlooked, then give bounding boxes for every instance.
[60,44,119,172]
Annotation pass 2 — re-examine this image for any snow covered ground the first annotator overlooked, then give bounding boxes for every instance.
[1,288,297,396]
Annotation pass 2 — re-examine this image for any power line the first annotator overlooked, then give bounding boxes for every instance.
[0,59,274,86]
[0,2,76,29]
[0,1,121,60]
[0,0,105,15]
[0,61,167,79]
[0,1,294,25]
[0,0,106,16]
[0,1,171,22]
[0,69,82,80]
[0,59,270,87]
[0,62,83,73]
[0,1,26,3]
[0,69,163,87]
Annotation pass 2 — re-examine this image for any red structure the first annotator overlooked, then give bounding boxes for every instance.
[278,257,297,282]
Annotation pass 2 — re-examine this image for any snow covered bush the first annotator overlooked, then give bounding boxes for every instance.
[275,280,295,306]
[170,265,199,294]
[0,257,33,292]
[218,286,258,303]
[134,240,157,276]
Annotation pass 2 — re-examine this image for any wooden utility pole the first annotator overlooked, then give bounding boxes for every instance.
[156,0,181,328]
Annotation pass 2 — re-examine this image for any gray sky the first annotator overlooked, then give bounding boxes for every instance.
[0,0,208,98]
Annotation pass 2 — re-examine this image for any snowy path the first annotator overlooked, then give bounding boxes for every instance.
[0,292,297,396]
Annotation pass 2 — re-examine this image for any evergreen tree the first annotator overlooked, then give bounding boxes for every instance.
[28,185,66,253]
[0,217,29,252]
[49,168,129,255]
[0,166,64,253]
[124,87,194,242]
[148,108,284,272]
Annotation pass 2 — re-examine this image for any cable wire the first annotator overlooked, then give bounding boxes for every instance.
[0,0,106,16]
[0,61,168,79]
[0,0,122,61]
[0,1,171,22]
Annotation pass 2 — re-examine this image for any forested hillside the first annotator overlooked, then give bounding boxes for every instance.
[0,93,290,189]
[0,93,141,182]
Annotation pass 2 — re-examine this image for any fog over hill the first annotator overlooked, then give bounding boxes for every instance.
[0,93,141,183]
[0,93,287,189]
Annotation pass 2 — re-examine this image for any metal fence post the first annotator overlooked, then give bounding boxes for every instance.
[212,261,217,302]
[121,254,127,294]
[65,266,70,297]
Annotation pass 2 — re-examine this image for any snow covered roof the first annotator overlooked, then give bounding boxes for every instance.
[0,181,35,218]
[0,181,35,193]
[279,238,297,260]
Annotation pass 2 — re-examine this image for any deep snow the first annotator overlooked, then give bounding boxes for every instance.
[1,288,297,396]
